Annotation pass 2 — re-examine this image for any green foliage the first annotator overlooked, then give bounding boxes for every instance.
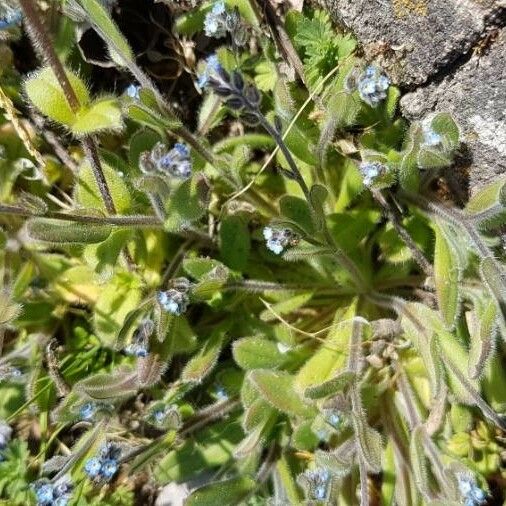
[24,66,122,135]
[1,1,504,505]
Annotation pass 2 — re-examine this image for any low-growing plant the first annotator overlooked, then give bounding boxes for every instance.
[0,0,505,504]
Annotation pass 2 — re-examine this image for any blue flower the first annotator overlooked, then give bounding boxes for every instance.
[0,5,22,30]
[304,468,330,501]
[151,142,192,179]
[0,421,12,451]
[215,385,228,401]
[357,65,390,107]
[85,443,122,483]
[53,497,71,506]
[359,161,386,187]
[0,365,22,382]
[153,409,167,425]
[263,226,299,255]
[422,123,443,147]
[84,457,102,479]
[125,83,141,100]
[458,475,487,506]
[34,483,54,505]
[125,319,154,358]
[79,402,97,421]
[204,1,227,38]
[173,143,190,158]
[157,289,190,315]
[100,458,118,481]
[323,409,341,429]
[198,54,223,89]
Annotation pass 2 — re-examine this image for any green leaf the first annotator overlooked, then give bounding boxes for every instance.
[417,146,453,169]
[93,273,143,345]
[273,78,317,165]
[467,297,497,380]
[74,161,132,213]
[154,418,243,483]
[127,103,181,136]
[398,124,421,191]
[352,412,382,473]
[431,112,460,150]
[185,476,256,506]
[409,426,432,500]
[295,303,356,390]
[164,175,210,232]
[309,183,329,231]
[254,60,278,92]
[279,195,315,235]
[183,257,227,280]
[480,256,506,319]
[260,292,313,323]
[75,368,138,400]
[77,0,135,66]
[27,218,112,244]
[400,303,443,397]
[181,329,224,383]
[304,370,355,400]
[219,215,250,271]
[465,177,506,215]
[71,97,123,135]
[128,129,162,168]
[24,66,89,125]
[248,369,315,418]
[232,336,287,370]
[83,228,132,276]
[433,221,461,329]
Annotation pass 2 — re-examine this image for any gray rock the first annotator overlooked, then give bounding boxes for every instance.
[324,0,504,86]
[400,28,506,192]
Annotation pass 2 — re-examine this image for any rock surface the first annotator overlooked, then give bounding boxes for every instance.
[400,28,506,192]
[324,0,506,192]
[324,0,504,86]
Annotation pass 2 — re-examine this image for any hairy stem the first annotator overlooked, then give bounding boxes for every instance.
[374,190,433,278]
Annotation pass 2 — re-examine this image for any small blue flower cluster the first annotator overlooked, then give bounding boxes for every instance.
[32,477,72,506]
[198,54,223,89]
[215,385,228,401]
[149,404,181,429]
[263,226,299,255]
[0,2,22,31]
[125,319,154,358]
[125,83,141,100]
[323,408,341,429]
[204,1,227,38]
[0,364,22,382]
[457,475,487,506]
[79,402,97,421]
[359,161,386,187]
[0,421,12,461]
[357,66,390,107]
[157,288,190,315]
[140,142,192,179]
[304,468,330,501]
[84,442,121,483]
